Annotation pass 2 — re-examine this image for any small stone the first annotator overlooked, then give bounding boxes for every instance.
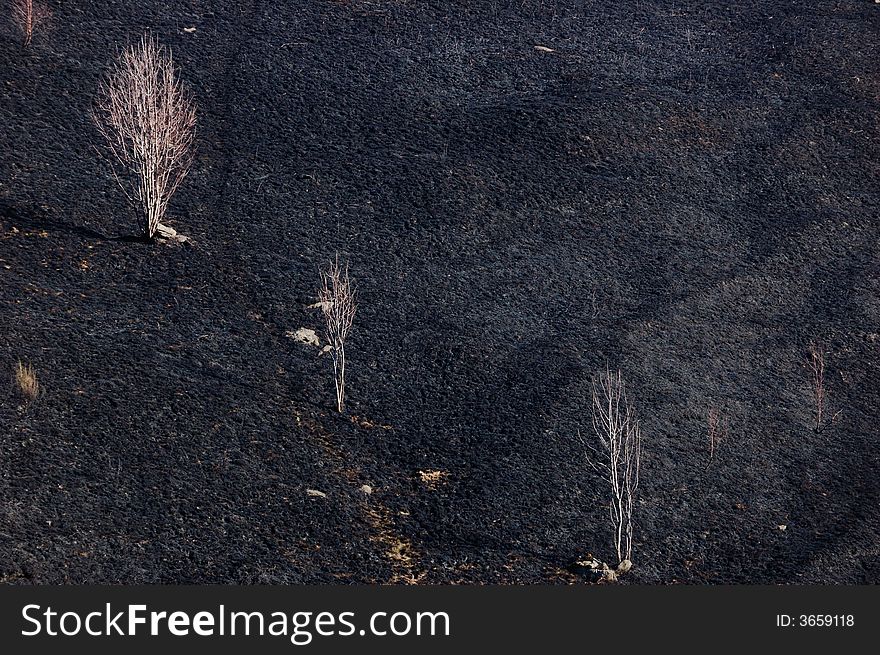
[568,555,606,581]
[306,489,326,498]
[287,328,320,347]
[155,223,188,243]
[778,524,787,531]
[360,484,372,495]
[568,555,629,582]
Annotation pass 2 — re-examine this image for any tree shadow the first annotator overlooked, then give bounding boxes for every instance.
[0,198,146,242]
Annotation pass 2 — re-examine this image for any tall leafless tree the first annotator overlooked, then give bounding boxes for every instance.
[11,0,50,47]
[318,255,357,412]
[584,367,642,566]
[93,35,196,240]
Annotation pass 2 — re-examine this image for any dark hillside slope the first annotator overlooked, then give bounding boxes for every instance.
[1,0,878,583]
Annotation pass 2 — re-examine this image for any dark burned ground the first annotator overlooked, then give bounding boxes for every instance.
[1,0,879,584]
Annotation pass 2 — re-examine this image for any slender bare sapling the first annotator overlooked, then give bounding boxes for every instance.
[318,255,357,412]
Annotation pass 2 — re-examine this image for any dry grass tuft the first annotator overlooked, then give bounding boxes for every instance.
[13,360,39,402]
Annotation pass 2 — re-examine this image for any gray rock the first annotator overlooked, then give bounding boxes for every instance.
[286,328,320,347]
[155,223,188,243]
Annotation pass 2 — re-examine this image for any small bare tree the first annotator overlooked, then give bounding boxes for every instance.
[584,368,642,567]
[93,35,196,240]
[808,341,826,431]
[706,406,728,462]
[11,0,50,47]
[318,255,357,412]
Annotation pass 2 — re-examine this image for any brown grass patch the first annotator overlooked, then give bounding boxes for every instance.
[417,470,449,491]
[350,414,393,430]
[13,360,39,402]
[294,405,424,583]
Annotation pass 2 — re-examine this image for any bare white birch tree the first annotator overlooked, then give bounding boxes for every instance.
[93,35,196,240]
[318,255,357,412]
[584,367,642,567]
[11,0,50,47]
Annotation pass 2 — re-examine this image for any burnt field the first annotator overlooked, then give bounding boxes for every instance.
[1,0,879,584]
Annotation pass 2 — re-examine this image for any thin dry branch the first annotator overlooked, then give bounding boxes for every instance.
[11,0,50,47]
[586,367,642,566]
[318,254,357,412]
[93,35,196,240]
[706,406,728,462]
[808,341,826,431]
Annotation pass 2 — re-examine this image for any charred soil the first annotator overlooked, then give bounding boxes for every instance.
[1,0,878,583]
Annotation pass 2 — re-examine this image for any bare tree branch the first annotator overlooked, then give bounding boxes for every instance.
[318,254,357,412]
[93,35,196,240]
